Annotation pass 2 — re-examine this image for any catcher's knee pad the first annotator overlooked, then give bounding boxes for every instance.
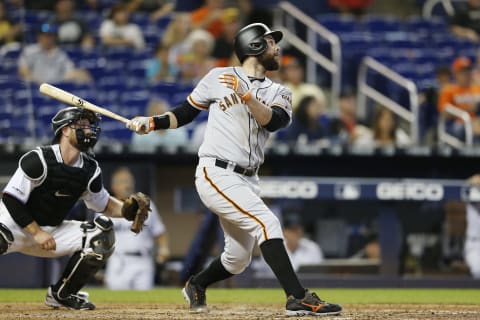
[0,223,14,255]
[81,215,115,261]
[221,251,252,274]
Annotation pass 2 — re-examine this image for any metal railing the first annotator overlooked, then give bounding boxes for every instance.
[357,57,419,145]
[274,1,342,108]
[422,0,467,19]
[438,103,473,148]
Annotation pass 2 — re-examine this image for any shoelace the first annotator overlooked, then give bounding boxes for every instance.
[193,287,206,303]
[306,292,325,304]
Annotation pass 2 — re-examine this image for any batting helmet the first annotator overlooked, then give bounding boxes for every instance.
[52,107,101,151]
[234,23,283,63]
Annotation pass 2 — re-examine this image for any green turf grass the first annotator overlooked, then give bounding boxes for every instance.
[1,288,480,305]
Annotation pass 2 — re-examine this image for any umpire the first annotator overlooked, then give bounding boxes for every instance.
[0,107,148,310]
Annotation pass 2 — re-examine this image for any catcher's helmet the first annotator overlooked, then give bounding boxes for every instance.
[234,23,283,63]
[51,107,101,151]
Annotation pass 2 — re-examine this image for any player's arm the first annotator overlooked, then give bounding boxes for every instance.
[2,150,56,250]
[244,98,290,131]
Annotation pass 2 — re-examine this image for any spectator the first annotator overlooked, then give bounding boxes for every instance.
[253,213,324,275]
[438,56,480,139]
[190,0,225,38]
[355,107,411,148]
[18,23,91,84]
[284,95,329,146]
[329,89,369,146]
[211,7,241,67]
[99,3,145,50]
[328,0,373,16]
[0,0,22,46]
[177,29,216,84]
[449,0,480,43]
[282,213,324,271]
[145,43,178,83]
[131,98,189,152]
[49,0,94,49]
[162,12,193,67]
[124,0,176,22]
[104,166,170,290]
[464,174,480,279]
[281,56,327,111]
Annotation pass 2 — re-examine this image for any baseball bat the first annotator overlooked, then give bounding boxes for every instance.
[39,83,130,124]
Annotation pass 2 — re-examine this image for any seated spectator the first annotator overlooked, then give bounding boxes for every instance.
[284,95,329,146]
[0,0,22,46]
[355,107,411,148]
[329,89,369,146]
[145,43,178,83]
[124,0,175,22]
[253,213,324,276]
[177,29,216,84]
[438,56,480,139]
[281,56,328,111]
[49,0,94,49]
[191,0,225,38]
[211,7,240,67]
[328,0,373,16]
[18,23,91,84]
[162,12,192,67]
[131,98,188,152]
[99,3,145,50]
[449,0,480,43]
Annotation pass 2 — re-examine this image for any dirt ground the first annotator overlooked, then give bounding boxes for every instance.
[2,303,480,320]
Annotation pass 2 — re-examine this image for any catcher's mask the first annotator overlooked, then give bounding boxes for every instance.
[51,107,101,153]
[234,22,283,63]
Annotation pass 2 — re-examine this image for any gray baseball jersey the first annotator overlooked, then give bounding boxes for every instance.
[188,66,293,168]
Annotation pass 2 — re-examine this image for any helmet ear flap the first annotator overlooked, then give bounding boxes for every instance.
[248,38,267,53]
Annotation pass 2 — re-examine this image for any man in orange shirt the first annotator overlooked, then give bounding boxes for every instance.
[438,56,480,139]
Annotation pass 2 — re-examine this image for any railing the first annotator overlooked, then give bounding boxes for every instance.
[357,57,419,145]
[438,103,473,148]
[274,1,342,108]
[422,0,468,19]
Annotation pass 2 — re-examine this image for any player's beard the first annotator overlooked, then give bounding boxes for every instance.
[258,52,280,71]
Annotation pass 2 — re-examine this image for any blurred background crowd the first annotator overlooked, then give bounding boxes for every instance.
[2,0,480,150]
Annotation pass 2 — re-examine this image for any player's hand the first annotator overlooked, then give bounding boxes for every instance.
[33,229,56,251]
[468,174,480,185]
[156,246,170,264]
[126,116,154,134]
[218,73,252,100]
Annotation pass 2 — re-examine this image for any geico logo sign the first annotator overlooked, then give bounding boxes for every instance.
[260,181,318,199]
[376,183,443,201]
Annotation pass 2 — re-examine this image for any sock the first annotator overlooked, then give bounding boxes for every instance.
[191,256,233,288]
[260,238,305,299]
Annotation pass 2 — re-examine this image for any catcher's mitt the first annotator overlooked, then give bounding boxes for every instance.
[121,192,150,233]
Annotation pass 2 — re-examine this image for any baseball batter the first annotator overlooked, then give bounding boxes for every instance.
[127,23,341,316]
[104,167,169,290]
[0,107,149,310]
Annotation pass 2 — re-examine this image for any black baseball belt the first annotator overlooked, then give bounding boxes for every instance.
[214,159,258,177]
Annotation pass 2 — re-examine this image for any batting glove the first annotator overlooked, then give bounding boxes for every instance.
[126,116,155,134]
[218,73,252,101]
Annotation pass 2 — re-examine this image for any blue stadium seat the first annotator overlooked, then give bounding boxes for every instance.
[361,15,403,32]
[317,14,358,33]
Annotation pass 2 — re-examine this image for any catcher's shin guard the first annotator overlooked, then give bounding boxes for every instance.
[52,216,115,299]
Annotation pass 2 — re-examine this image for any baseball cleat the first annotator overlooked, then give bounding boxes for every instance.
[182,276,208,313]
[285,290,341,317]
[45,286,95,310]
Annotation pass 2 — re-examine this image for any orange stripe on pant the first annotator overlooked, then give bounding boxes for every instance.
[202,167,269,241]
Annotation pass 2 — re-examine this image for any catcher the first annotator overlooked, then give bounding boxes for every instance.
[0,107,150,310]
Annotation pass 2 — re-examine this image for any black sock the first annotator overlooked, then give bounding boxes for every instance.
[260,238,305,299]
[192,256,233,288]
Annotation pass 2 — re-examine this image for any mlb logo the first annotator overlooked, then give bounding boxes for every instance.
[461,186,480,202]
[334,183,360,200]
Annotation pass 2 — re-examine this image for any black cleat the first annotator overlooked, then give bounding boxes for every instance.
[285,290,341,317]
[182,276,208,313]
[45,286,95,310]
